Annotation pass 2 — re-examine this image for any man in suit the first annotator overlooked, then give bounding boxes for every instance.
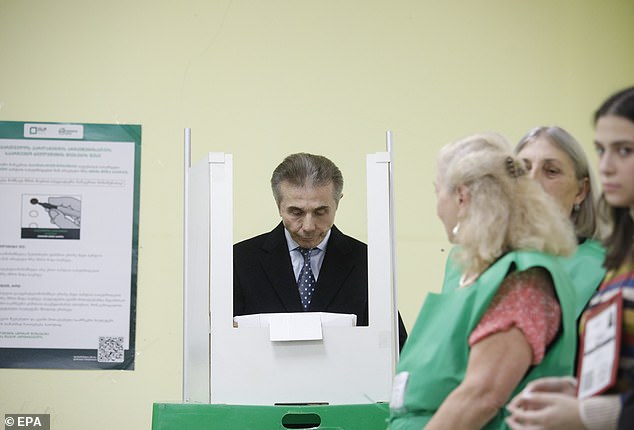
[233,152,407,350]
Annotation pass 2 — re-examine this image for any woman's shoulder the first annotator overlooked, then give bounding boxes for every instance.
[502,266,554,293]
[490,251,574,298]
[598,261,634,292]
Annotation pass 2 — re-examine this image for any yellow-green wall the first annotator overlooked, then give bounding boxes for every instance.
[1,1,633,429]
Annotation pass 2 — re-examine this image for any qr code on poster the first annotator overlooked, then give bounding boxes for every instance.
[98,336,124,363]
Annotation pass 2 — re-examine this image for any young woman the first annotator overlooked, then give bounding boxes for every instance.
[506,86,634,430]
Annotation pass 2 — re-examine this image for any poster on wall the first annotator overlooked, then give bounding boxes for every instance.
[0,121,141,370]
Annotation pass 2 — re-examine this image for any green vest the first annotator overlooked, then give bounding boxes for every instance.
[389,251,577,430]
[559,239,606,317]
[441,240,605,318]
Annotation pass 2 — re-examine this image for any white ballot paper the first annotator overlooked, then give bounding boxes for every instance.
[233,312,357,341]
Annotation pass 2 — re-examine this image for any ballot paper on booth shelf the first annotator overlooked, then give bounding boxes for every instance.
[233,312,357,341]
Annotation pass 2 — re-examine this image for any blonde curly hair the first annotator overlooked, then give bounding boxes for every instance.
[437,133,577,275]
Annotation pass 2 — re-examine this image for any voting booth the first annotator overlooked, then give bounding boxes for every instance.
[153,131,401,429]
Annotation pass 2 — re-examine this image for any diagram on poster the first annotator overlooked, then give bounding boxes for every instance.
[21,194,82,239]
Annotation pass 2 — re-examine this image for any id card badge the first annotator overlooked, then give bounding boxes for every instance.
[389,372,410,413]
[576,290,623,399]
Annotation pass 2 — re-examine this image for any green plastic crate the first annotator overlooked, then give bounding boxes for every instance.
[152,403,390,430]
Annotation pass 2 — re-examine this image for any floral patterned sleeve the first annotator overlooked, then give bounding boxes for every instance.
[468,267,561,364]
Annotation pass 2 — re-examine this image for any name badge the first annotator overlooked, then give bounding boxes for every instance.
[390,371,410,413]
[576,290,623,399]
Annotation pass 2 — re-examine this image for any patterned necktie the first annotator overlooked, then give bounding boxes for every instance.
[297,247,316,310]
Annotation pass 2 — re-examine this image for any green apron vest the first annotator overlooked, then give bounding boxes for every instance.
[442,240,605,318]
[389,250,577,430]
[559,239,605,317]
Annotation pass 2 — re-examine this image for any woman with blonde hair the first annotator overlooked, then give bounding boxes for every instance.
[388,133,578,429]
[442,126,606,318]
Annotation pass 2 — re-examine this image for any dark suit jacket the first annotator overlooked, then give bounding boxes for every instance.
[233,222,408,349]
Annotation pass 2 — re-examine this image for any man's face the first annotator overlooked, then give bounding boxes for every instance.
[278,180,338,249]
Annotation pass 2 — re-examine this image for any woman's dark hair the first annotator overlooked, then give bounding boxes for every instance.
[594,86,634,125]
[594,86,634,270]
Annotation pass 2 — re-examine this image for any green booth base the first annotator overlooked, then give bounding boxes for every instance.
[152,402,390,430]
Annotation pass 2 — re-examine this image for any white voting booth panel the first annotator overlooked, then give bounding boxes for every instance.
[184,147,399,405]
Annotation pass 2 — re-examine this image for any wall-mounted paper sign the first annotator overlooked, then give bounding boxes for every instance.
[0,121,141,370]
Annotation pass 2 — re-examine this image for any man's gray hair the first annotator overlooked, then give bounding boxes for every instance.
[271,153,344,207]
